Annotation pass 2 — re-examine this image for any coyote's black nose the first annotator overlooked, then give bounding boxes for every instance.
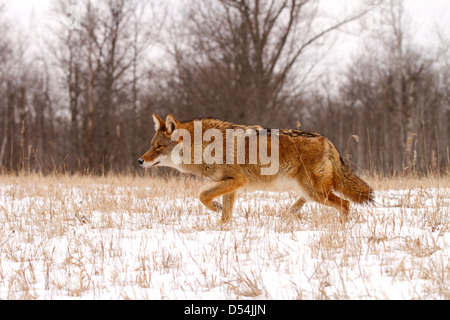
[138,158,144,165]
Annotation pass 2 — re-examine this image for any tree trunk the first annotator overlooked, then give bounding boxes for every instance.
[19,87,27,172]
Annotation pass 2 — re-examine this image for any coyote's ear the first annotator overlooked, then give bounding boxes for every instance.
[165,114,181,135]
[152,114,164,132]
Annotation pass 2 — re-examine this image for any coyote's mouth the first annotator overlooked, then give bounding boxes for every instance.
[152,161,160,167]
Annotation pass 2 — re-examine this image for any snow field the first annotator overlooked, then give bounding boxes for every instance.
[0,175,448,299]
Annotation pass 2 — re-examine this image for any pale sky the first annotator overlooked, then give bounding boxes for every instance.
[7,0,450,38]
[4,0,450,85]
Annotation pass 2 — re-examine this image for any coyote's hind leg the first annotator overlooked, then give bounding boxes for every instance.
[304,187,350,222]
[221,192,236,223]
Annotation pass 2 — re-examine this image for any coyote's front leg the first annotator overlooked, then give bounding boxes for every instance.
[286,197,307,219]
[199,176,247,223]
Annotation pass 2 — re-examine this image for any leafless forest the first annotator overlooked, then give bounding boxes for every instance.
[0,0,449,176]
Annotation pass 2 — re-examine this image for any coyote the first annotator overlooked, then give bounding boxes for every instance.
[139,114,374,223]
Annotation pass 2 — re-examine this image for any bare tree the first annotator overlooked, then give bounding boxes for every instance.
[51,0,163,172]
[0,2,31,172]
[171,0,371,126]
[310,0,449,174]
[0,2,10,170]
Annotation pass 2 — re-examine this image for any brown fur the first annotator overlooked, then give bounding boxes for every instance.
[139,114,374,223]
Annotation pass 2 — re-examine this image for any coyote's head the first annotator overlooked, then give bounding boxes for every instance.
[138,114,182,169]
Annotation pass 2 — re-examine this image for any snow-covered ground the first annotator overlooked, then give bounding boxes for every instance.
[0,177,448,299]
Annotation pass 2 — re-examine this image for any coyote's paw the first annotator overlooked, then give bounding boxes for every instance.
[340,209,360,225]
[216,219,232,229]
[284,207,303,220]
[213,201,223,212]
[282,212,302,225]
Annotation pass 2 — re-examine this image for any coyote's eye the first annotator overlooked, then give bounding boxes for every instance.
[155,144,164,151]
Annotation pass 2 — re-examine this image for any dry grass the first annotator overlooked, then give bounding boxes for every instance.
[0,173,448,299]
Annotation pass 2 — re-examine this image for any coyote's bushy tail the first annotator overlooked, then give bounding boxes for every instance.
[333,158,374,204]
